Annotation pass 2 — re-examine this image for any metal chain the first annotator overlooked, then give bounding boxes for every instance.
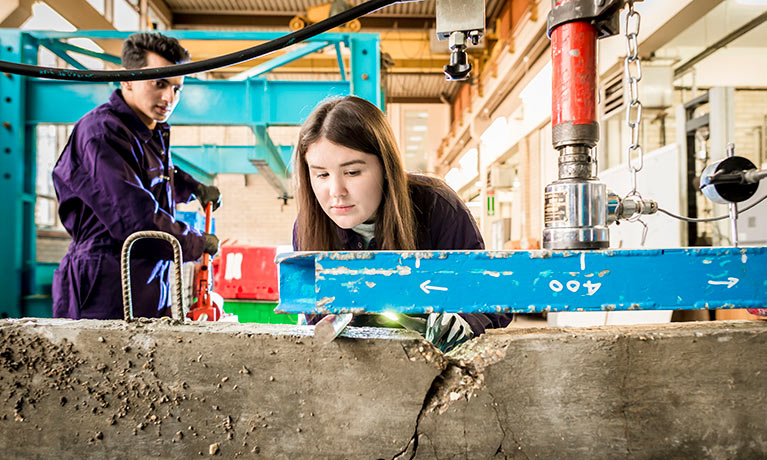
[624,0,643,197]
[623,0,647,245]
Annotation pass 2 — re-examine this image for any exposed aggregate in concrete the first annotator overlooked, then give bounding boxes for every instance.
[2,319,767,459]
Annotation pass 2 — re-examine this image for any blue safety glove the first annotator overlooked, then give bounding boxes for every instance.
[196,184,222,211]
[425,313,474,353]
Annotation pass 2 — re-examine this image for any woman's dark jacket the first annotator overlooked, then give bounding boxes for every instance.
[295,174,513,334]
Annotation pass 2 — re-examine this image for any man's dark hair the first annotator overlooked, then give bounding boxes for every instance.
[122,33,190,69]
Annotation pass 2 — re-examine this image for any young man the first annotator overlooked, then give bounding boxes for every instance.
[52,32,221,320]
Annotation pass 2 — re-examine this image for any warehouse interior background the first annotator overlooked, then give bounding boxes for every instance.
[2,0,767,324]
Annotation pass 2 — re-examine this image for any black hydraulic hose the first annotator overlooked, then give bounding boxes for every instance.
[0,0,400,82]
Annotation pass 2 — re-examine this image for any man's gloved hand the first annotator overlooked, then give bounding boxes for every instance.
[202,233,220,256]
[425,313,474,353]
[196,184,222,211]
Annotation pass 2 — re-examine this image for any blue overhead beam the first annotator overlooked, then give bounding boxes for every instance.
[26,79,353,125]
[39,39,122,65]
[171,144,294,178]
[276,248,767,315]
[334,43,347,81]
[253,126,288,175]
[40,45,88,70]
[170,151,216,185]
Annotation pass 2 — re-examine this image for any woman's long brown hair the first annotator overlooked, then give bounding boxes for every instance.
[293,96,417,251]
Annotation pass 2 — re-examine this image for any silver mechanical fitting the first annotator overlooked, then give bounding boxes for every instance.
[543,145,610,250]
[608,192,658,224]
[542,143,658,250]
[436,0,485,81]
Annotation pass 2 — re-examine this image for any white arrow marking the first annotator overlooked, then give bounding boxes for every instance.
[708,277,739,289]
[420,280,448,294]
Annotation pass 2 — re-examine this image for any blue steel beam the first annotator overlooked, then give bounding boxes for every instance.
[171,144,294,178]
[231,41,331,80]
[334,43,347,81]
[276,248,767,314]
[170,151,215,185]
[252,126,288,175]
[39,45,88,70]
[39,39,122,65]
[26,79,353,125]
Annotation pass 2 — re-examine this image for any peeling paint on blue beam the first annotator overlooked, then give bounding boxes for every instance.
[275,247,767,314]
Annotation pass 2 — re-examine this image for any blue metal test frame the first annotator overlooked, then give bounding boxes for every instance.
[0,29,381,318]
[276,248,767,314]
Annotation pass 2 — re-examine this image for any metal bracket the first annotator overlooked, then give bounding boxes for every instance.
[547,0,638,38]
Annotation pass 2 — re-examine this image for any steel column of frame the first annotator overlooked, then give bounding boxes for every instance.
[349,35,381,107]
[0,30,37,319]
[275,248,767,315]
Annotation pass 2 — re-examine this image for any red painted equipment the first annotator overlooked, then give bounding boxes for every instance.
[214,246,279,301]
[543,0,636,250]
[187,203,225,321]
[551,18,598,149]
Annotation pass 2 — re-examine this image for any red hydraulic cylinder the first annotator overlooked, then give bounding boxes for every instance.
[551,17,598,149]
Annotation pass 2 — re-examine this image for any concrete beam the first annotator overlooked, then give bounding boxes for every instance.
[1,319,767,458]
[0,319,443,459]
[0,0,34,28]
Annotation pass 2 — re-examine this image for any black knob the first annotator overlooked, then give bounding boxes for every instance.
[444,49,471,81]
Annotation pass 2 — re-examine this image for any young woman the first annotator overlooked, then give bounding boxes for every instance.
[293,96,512,350]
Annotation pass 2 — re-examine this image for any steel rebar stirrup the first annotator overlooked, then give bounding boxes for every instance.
[121,231,185,321]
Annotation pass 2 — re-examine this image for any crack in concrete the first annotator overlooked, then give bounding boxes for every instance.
[394,340,482,460]
[488,388,527,460]
[391,375,431,460]
[394,335,513,460]
[393,342,445,460]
